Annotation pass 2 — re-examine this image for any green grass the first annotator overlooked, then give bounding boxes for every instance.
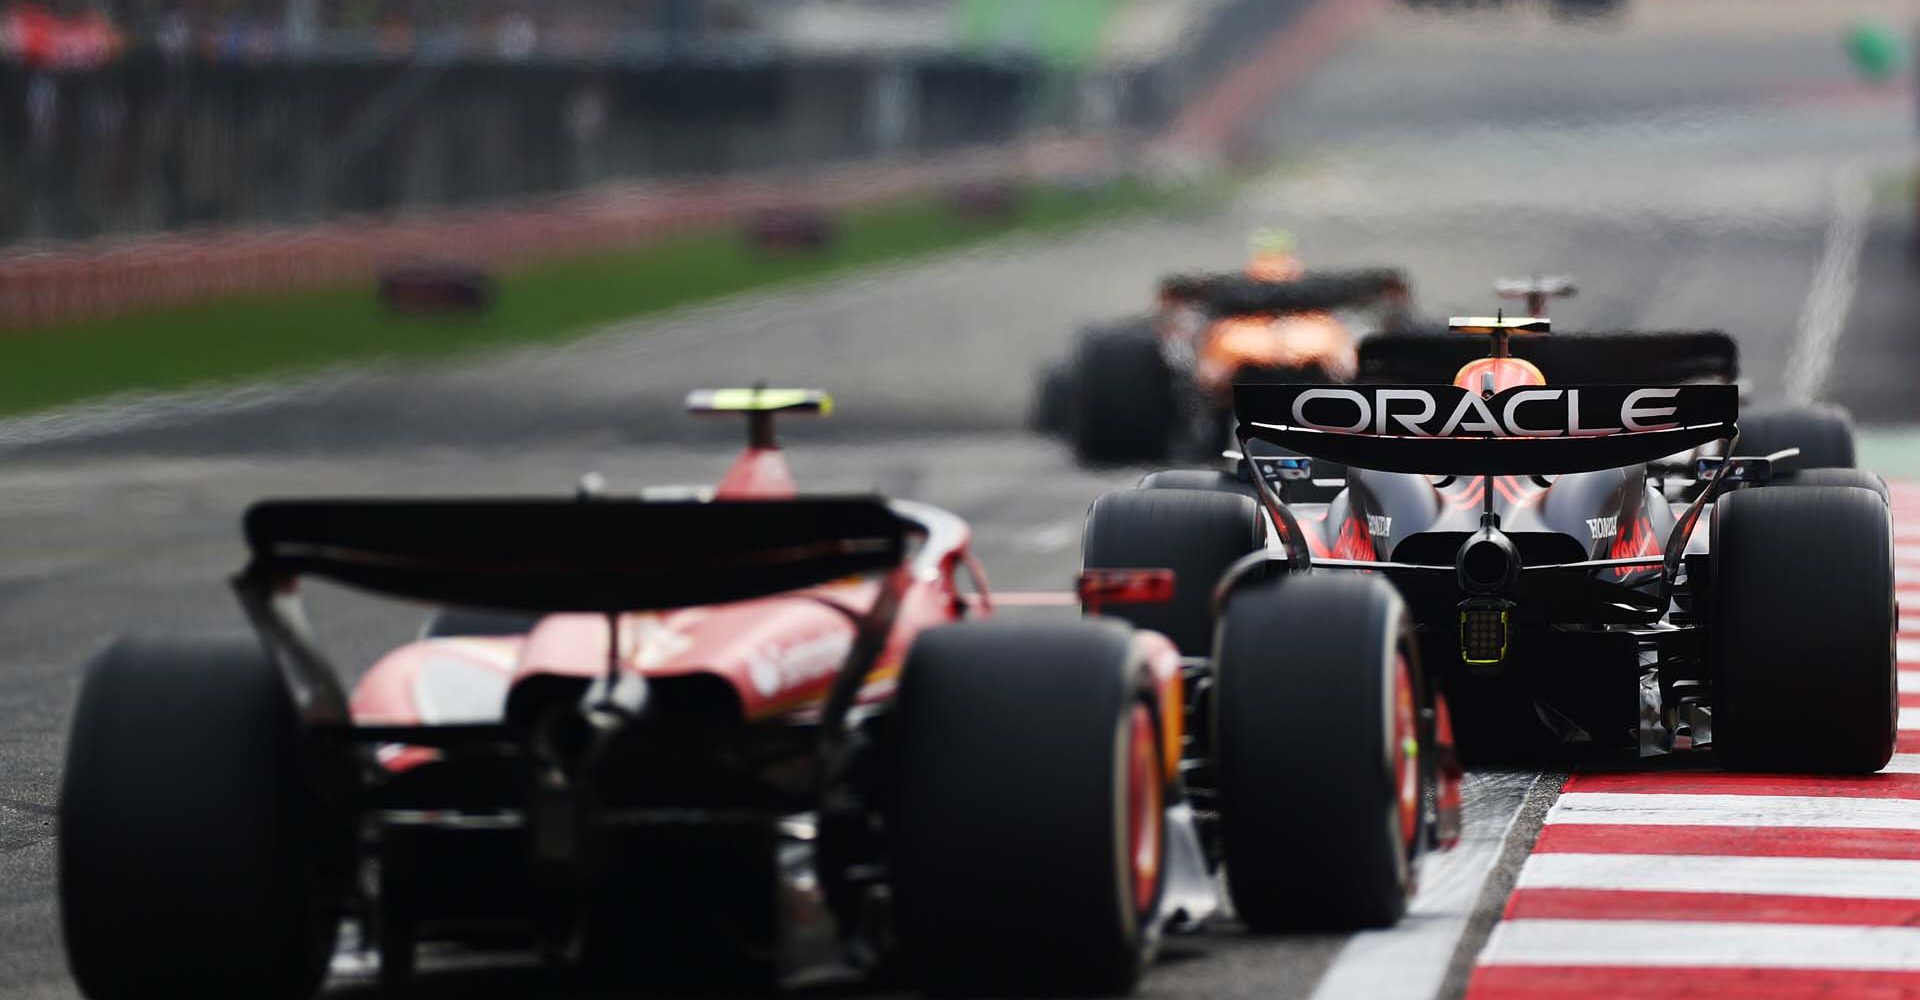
[0,180,1178,419]
[1859,428,1920,479]
[1869,166,1916,209]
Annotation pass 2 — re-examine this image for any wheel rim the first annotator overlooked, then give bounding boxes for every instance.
[1126,702,1164,915]
[1392,652,1420,855]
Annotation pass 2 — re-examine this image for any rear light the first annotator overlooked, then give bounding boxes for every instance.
[1078,569,1176,616]
[1458,598,1513,668]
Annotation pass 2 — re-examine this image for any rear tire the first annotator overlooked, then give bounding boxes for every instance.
[1071,325,1177,465]
[60,635,342,999]
[893,621,1164,994]
[1778,468,1889,506]
[1137,468,1257,500]
[1214,574,1424,931]
[1739,405,1856,471]
[1083,488,1263,656]
[1030,362,1075,435]
[1711,487,1895,773]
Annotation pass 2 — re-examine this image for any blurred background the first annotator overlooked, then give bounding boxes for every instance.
[1,0,1259,240]
[3,0,1920,997]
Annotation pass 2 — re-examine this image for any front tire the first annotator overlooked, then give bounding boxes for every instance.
[60,635,342,999]
[1711,486,1895,773]
[893,621,1165,994]
[1083,488,1263,656]
[1778,468,1889,505]
[1214,574,1424,931]
[1739,405,1857,472]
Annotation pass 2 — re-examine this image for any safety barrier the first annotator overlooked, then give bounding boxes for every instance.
[0,136,1119,330]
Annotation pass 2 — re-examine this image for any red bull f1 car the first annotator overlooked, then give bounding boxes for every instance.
[1086,316,1895,774]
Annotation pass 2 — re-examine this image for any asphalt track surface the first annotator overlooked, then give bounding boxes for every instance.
[4,2,1920,997]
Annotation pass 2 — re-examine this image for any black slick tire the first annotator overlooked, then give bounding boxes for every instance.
[1710,486,1895,773]
[1137,468,1258,500]
[60,635,341,999]
[892,620,1164,995]
[1030,361,1075,435]
[1739,405,1857,471]
[1070,325,1177,465]
[1083,488,1263,656]
[1778,468,1889,505]
[1213,574,1423,931]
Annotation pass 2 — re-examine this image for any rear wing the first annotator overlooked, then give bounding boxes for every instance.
[1359,330,1738,385]
[242,496,908,613]
[1160,269,1409,317]
[1233,383,1739,475]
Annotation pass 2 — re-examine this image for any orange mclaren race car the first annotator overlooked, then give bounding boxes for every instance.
[1035,263,1412,465]
[55,388,1456,999]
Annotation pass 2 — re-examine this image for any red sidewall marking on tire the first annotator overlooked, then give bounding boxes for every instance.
[1393,651,1420,855]
[1127,703,1164,916]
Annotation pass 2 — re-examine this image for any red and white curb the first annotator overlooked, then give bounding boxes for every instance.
[1461,482,1920,1000]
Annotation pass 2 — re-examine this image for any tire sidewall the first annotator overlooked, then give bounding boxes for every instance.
[891,622,1165,992]
[59,636,337,998]
[1213,574,1421,930]
[1709,486,1895,772]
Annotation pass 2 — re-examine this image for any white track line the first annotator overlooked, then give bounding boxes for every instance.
[1516,853,1920,900]
[1309,772,1543,1000]
[1901,671,1920,694]
[1884,754,1920,774]
[0,372,358,452]
[1782,162,1871,405]
[1480,919,1920,970]
[1547,792,1920,830]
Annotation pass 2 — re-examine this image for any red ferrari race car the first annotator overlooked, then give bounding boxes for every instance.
[57,388,1222,998]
